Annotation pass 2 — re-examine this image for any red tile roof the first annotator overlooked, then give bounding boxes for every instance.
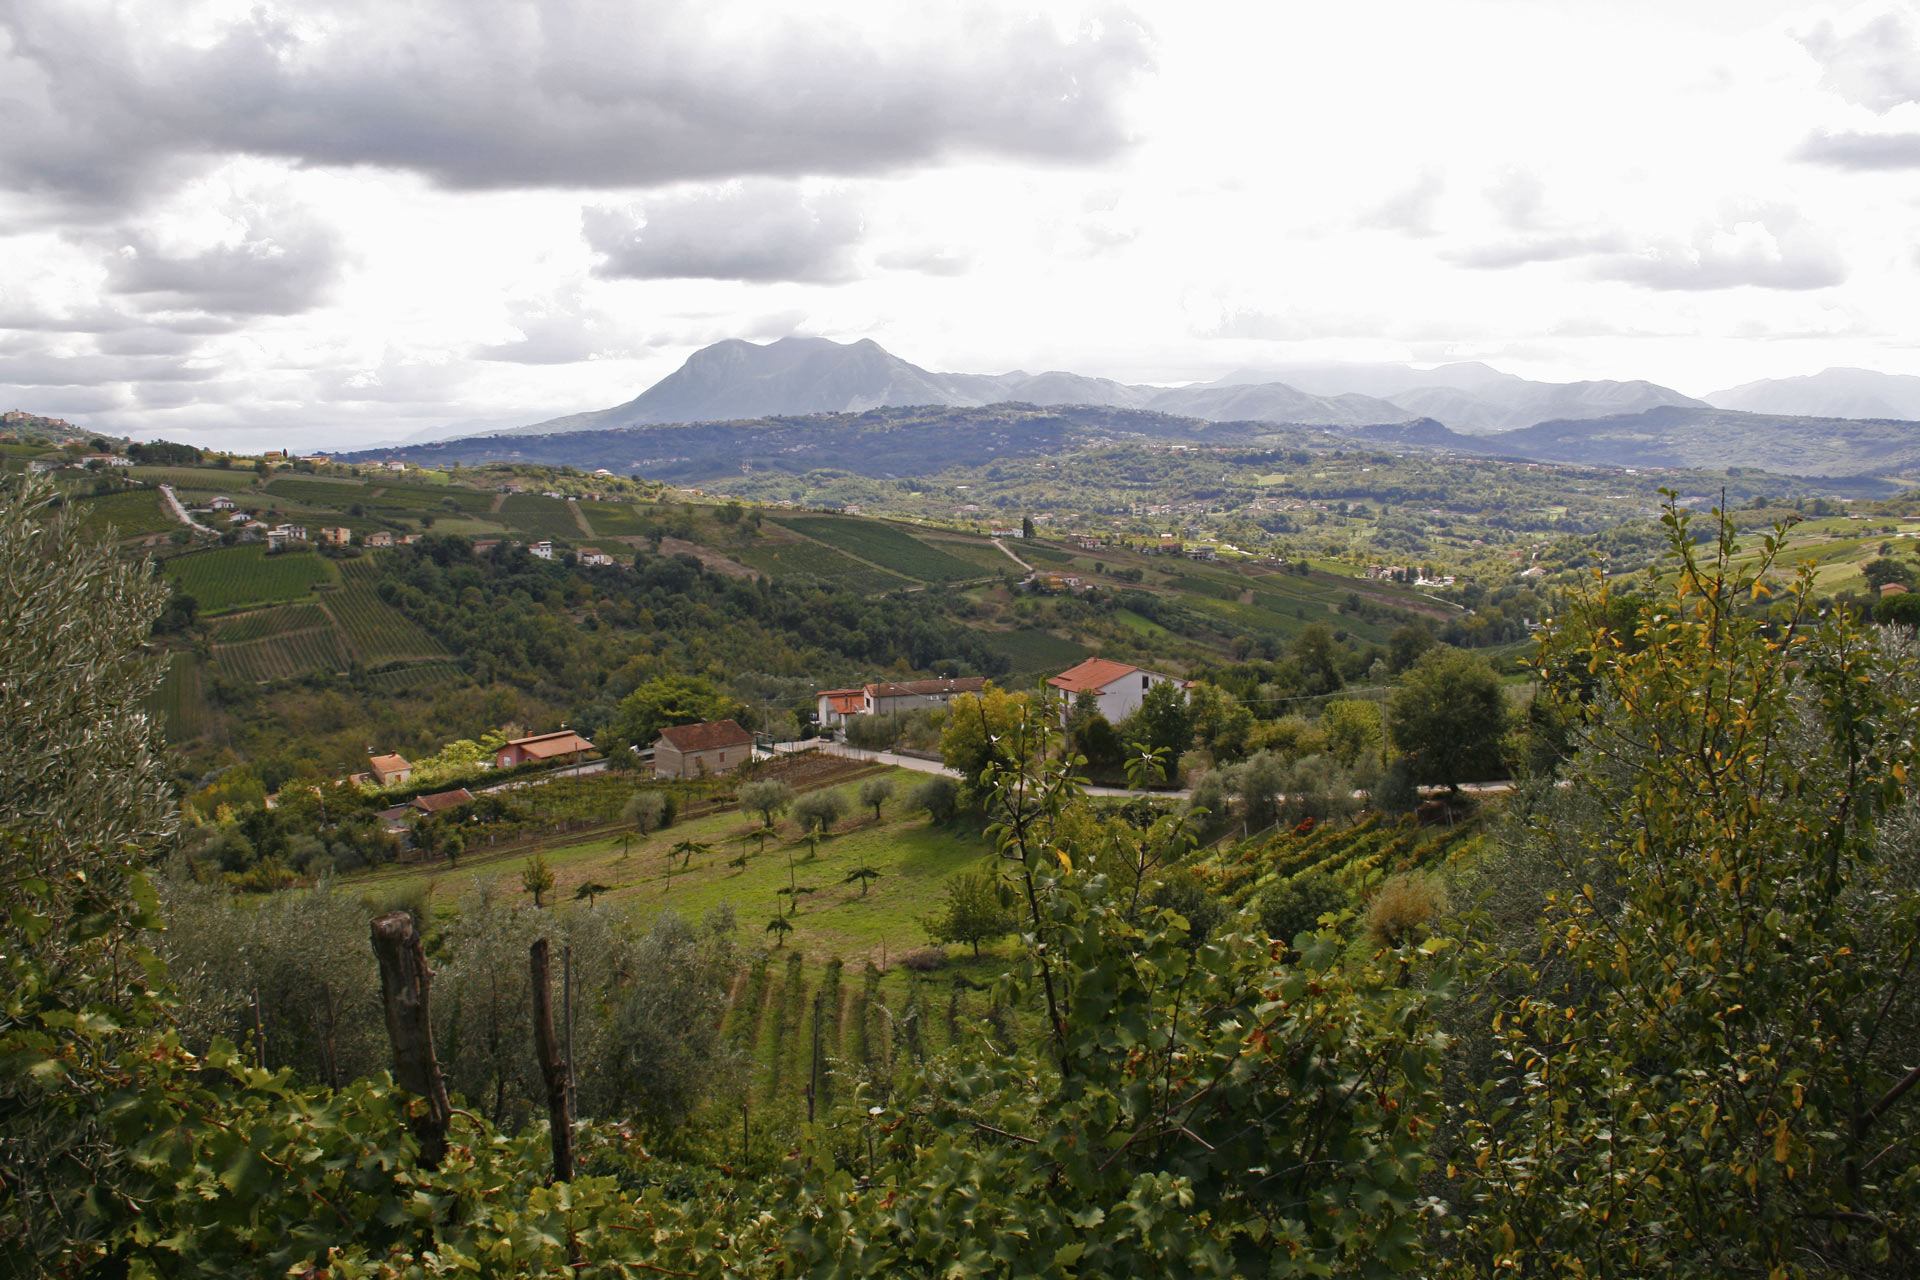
[410,788,475,814]
[505,730,594,759]
[656,719,754,752]
[819,689,866,714]
[1046,658,1142,694]
[865,677,987,699]
[368,753,411,774]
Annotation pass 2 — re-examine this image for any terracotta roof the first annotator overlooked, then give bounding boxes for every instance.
[656,719,754,752]
[818,689,866,714]
[1047,657,1144,694]
[865,677,987,699]
[368,753,410,773]
[505,730,594,759]
[411,788,475,814]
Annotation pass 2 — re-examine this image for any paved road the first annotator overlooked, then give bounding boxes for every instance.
[765,739,1192,799]
[158,484,216,535]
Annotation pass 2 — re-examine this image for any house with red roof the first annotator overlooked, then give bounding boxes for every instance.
[494,729,595,769]
[1046,658,1185,726]
[653,719,755,779]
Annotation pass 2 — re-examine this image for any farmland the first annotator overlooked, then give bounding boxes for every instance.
[329,559,449,664]
[576,498,653,537]
[731,540,915,594]
[497,495,583,540]
[773,515,985,583]
[978,627,1089,674]
[211,603,335,643]
[147,651,207,743]
[164,544,334,613]
[212,627,351,684]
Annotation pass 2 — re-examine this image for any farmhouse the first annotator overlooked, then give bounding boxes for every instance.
[317,526,352,546]
[81,453,133,467]
[494,729,594,769]
[529,540,555,560]
[576,547,613,566]
[1047,657,1186,725]
[653,719,755,779]
[367,753,412,786]
[410,787,475,815]
[365,530,394,548]
[815,688,866,729]
[266,524,308,549]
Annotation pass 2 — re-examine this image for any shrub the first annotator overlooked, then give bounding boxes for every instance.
[1257,872,1348,948]
[898,947,949,972]
[1364,871,1448,948]
[858,777,894,819]
[909,775,961,823]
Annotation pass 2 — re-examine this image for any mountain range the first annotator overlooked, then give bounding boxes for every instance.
[515,336,1709,438]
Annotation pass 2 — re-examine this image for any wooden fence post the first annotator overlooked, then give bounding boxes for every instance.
[529,938,575,1182]
[370,910,452,1169]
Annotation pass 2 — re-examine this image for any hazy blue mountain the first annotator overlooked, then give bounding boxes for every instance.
[1482,405,1920,479]
[1707,368,1920,421]
[1144,382,1410,425]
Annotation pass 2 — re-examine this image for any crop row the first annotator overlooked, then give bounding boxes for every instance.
[212,626,350,685]
[325,585,448,665]
[211,603,334,644]
[731,541,913,594]
[576,499,653,537]
[147,652,207,743]
[775,516,983,583]
[165,544,334,614]
[497,495,582,541]
[72,489,178,540]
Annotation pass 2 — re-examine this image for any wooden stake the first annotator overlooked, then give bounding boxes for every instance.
[370,910,452,1169]
[563,945,577,1118]
[529,937,575,1182]
[807,992,821,1124]
[249,986,265,1071]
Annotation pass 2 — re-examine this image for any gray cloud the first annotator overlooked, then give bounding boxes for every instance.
[1796,128,1920,170]
[1360,170,1446,237]
[1588,207,1846,292]
[475,293,630,365]
[0,1,1150,212]
[1799,9,1920,112]
[1483,167,1546,231]
[1450,232,1628,270]
[875,246,972,276]
[102,203,343,316]
[585,183,865,283]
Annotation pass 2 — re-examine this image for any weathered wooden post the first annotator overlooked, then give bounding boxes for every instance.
[370,910,452,1169]
[529,938,575,1181]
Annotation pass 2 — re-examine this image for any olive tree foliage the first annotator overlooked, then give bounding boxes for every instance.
[0,474,178,1270]
[1443,502,1920,1278]
[790,788,846,834]
[737,778,793,827]
[1385,646,1510,790]
[790,700,1451,1277]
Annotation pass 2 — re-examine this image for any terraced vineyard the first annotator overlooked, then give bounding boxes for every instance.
[497,495,582,541]
[362,484,497,517]
[164,544,333,613]
[70,489,177,540]
[979,627,1089,673]
[731,540,914,593]
[212,627,351,684]
[1202,811,1489,916]
[327,559,449,664]
[360,662,464,695]
[576,498,652,537]
[774,516,984,583]
[147,652,207,743]
[211,603,334,643]
[263,477,368,506]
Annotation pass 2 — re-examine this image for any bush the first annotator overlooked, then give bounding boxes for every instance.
[898,947,950,972]
[844,713,902,751]
[1364,871,1448,948]
[858,777,894,819]
[909,775,961,823]
[1147,870,1226,948]
[791,788,847,834]
[1257,872,1348,948]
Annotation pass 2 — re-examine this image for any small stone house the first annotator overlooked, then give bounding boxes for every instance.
[653,720,754,780]
[367,753,412,786]
[494,729,595,769]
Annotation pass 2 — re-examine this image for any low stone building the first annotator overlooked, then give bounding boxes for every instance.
[653,719,755,779]
[494,729,595,769]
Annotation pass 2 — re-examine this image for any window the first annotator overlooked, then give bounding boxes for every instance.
[1141,675,1150,689]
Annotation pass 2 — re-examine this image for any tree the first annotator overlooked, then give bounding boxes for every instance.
[621,790,665,856]
[520,853,555,907]
[1319,698,1384,768]
[909,774,961,823]
[1386,624,1435,674]
[1291,621,1346,695]
[1446,500,1920,1277]
[921,867,1012,957]
[1863,555,1913,591]
[1385,646,1509,790]
[939,684,1035,783]
[765,915,794,947]
[1116,680,1193,766]
[574,881,613,906]
[596,674,734,760]
[843,866,882,896]
[857,777,893,820]
[0,473,176,1270]
[791,789,846,834]
[1021,515,1035,539]
[738,778,794,827]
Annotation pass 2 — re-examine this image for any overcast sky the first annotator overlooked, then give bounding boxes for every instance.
[5,0,1920,451]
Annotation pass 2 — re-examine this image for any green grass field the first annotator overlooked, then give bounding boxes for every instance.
[774,516,985,583]
[165,544,334,614]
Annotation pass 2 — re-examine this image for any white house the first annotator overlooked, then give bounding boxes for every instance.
[1047,658,1186,726]
[816,688,866,728]
[529,540,555,560]
[576,547,613,566]
[208,495,238,511]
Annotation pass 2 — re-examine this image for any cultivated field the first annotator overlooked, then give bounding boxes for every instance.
[774,516,985,583]
[165,544,334,613]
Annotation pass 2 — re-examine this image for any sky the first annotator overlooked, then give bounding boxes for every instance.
[5,0,1920,452]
